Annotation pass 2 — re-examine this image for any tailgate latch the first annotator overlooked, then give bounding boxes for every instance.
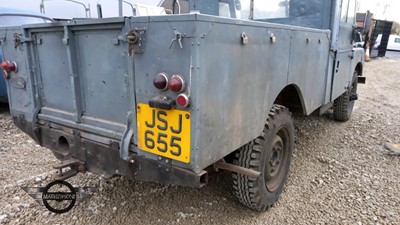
[127,28,147,55]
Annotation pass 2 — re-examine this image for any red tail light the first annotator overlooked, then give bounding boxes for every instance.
[177,93,190,108]
[1,60,17,72]
[169,75,185,93]
[1,61,17,79]
[0,61,8,71]
[153,73,169,90]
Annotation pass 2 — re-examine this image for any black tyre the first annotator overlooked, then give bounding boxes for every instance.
[333,71,358,122]
[232,105,294,211]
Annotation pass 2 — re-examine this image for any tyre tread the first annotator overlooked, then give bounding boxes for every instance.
[232,105,291,211]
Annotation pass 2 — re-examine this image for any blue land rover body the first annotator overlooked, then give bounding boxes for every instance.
[0,7,52,103]
[0,0,365,211]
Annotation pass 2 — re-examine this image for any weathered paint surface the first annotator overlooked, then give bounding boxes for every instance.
[0,0,363,178]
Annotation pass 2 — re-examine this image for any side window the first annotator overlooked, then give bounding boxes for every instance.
[340,0,349,22]
[247,0,327,29]
[395,38,400,43]
[219,2,232,17]
[341,0,355,24]
[219,0,241,18]
[347,0,356,24]
[253,0,289,19]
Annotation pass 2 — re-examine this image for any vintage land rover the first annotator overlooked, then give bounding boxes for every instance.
[0,0,365,211]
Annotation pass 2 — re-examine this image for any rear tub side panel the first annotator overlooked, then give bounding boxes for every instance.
[190,20,330,172]
[192,21,291,172]
[288,30,331,112]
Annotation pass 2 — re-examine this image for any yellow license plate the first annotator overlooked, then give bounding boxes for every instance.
[137,103,191,163]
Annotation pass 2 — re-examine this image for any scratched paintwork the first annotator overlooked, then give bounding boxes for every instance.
[0,0,363,176]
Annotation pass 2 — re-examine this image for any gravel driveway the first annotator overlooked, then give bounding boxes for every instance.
[0,56,399,225]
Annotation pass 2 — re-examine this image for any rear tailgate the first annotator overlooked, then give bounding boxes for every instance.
[1,17,209,185]
[25,18,134,140]
[1,18,135,144]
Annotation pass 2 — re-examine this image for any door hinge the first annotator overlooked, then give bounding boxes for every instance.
[14,34,42,48]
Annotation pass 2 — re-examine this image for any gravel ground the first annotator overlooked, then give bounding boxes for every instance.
[1,56,400,225]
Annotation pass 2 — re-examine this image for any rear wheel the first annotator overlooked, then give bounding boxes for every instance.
[333,71,358,122]
[232,105,294,211]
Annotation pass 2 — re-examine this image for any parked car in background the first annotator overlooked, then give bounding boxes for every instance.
[0,8,53,103]
[374,34,400,52]
[387,35,400,51]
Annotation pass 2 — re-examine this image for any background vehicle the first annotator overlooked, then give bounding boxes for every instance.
[375,34,400,51]
[0,8,52,103]
[0,0,364,211]
[367,19,393,58]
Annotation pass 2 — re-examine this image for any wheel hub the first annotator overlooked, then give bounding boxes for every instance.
[267,136,283,178]
[265,131,288,192]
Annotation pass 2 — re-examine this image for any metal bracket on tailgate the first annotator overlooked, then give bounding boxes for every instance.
[13,33,42,48]
[13,33,21,48]
[169,29,183,49]
[120,112,135,161]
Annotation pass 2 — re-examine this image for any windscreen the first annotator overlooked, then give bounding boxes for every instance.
[241,0,330,29]
[162,0,329,29]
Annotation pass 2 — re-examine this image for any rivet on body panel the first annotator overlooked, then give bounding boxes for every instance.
[268,31,276,43]
[241,32,248,45]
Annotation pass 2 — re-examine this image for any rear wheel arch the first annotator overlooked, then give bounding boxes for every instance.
[273,84,307,115]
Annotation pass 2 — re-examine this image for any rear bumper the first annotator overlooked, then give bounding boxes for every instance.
[13,117,208,188]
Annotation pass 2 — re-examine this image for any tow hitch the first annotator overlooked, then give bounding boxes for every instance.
[53,158,85,180]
